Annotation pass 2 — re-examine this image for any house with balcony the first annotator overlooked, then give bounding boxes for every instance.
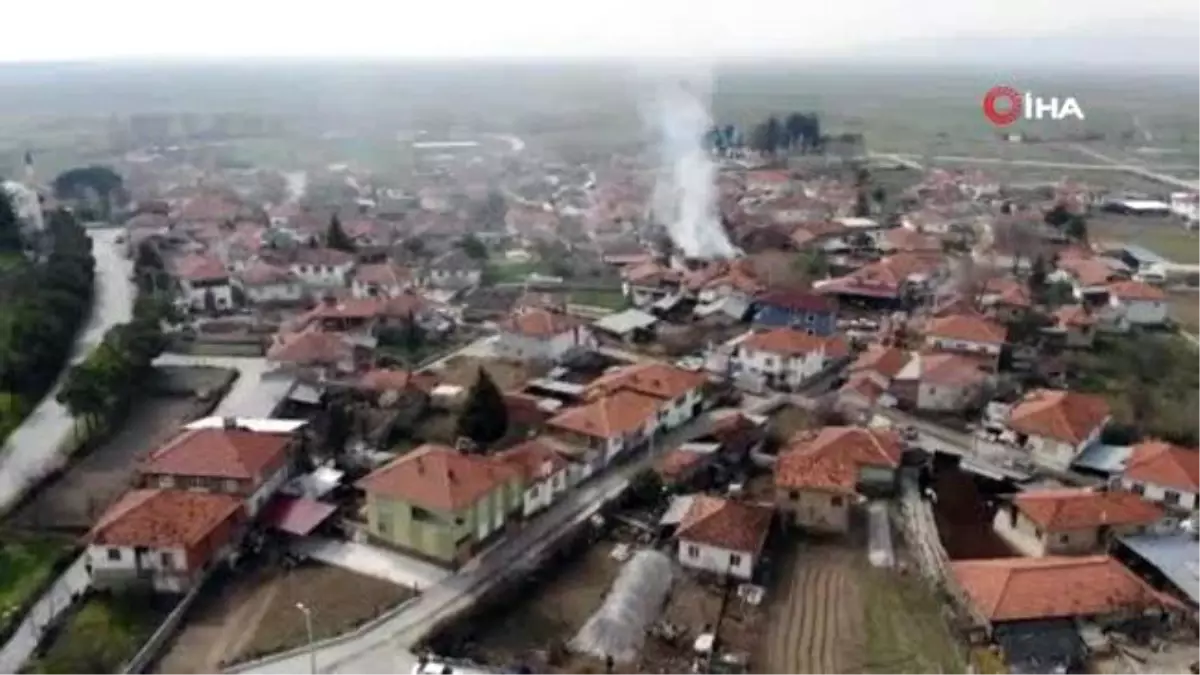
[137,420,302,517]
[1119,439,1200,512]
[583,362,708,432]
[86,489,246,593]
[357,444,524,567]
[921,313,1007,371]
[1005,389,1111,471]
[732,326,849,392]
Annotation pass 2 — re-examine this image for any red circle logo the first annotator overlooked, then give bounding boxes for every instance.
[983,86,1022,126]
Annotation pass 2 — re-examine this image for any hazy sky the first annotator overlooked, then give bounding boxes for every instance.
[3,0,1197,61]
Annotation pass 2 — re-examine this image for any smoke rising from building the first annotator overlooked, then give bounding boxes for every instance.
[643,67,735,260]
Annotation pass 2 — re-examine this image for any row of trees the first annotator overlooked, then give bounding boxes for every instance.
[57,295,170,434]
[0,202,96,436]
[748,112,823,155]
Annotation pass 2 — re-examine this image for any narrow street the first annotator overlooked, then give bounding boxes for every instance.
[233,414,716,674]
[0,228,134,513]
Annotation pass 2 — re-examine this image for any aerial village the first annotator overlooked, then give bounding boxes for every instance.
[1,131,1198,675]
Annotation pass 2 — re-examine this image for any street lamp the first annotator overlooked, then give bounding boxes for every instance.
[296,602,316,675]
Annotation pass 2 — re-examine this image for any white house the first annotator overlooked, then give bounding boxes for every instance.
[547,390,661,466]
[892,351,988,412]
[289,247,356,288]
[237,261,304,304]
[585,362,709,433]
[87,489,245,593]
[1119,440,1200,512]
[494,307,597,362]
[496,439,572,518]
[734,327,849,391]
[922,313,1006,370]
[350,262,414,298]
[1106,280,1169,327]
[675,495,773,581]
[426,249,483,289]
[994,488,1166,558]
[1006,389,1112,471]
[171,254,234,312]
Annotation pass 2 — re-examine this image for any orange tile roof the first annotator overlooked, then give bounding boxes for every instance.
[267,329,354,366]
[1059,256,1118,287]
[677,495,773,554]
[1014,488,1164,531]
[1008,389,1111,445]
[499,307,585,338]
[1053,304,1096,328]
[495,438,569,481]
[1124,440,1200,492]
[776,426,902,492]
[171,254,229,282]
[585,363,707,402]
[1107,280,1166,301]
[983,278,1033,308]
[239,261,296,286]
[850,345,911,379]
[353,262,413,287]
[925,313,1007,344]
[140,427,293,481]
[952,555,1171,623]
[357,444,520,512]
[547,390,661,440]
[656,448,708,478]
[883,228,942,252]
[917,351,989,387]
[740,327,838,357]
[356,368,439,394]
[89,489,243,549]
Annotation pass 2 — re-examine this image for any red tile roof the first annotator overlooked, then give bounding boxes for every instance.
[740,327,845,358]
[353,263,413,287]
[916,351,989,387]
[500,307,585,339]
[1053,304,1096,328]
[585,362,707,402]
[656,448,709,479]
[547,390,661,440]
[952,555,1172,623]
[357,444,520,512]
[1008,389,1111,445]
[140,427,293,481]
[755,288,836,313]
[1014,488,1164,531]
[238,261,296,286]
[1124,440,1200,492]
[356,368,439,394]
[171,254,229,282]
[1107,280,1166,302]
[776,426,902,492]
[89,489,243,549]
[850,345,911,379]
[677,495,773,554]
[267,329,354,366]
[925,313,1007,344]
[495,438,569,482]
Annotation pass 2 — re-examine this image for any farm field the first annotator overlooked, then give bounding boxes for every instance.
[1088,215,1199,264]
[760,537,965,674]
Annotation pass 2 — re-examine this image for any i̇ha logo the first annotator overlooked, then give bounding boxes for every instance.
[982,86,1085,126]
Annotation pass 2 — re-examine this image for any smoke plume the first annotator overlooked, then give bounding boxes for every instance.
[643,67,734,259]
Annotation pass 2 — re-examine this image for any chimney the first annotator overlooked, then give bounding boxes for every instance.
[222,416,239,430]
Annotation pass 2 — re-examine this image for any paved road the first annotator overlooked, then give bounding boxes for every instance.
[0,229,134,512]
[0,555,90,673]
[234,414,715,674]
[1066,144,1200,190]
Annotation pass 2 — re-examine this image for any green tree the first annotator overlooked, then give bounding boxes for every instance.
[1044,203,1072,228]
[871,186,887,205]
[404,237,426,258]
[1065,215,1088,243]
[1028,254,1049,298]
[326,213,356,253]
[456,367,508,448]
[0,188,22,252]
[458,234,488,261]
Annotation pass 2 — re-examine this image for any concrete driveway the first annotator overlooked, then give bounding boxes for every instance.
[291,538,450,592]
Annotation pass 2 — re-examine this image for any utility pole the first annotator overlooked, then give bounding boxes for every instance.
[296,602,316,674]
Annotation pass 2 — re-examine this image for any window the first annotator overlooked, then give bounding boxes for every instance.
[107,548,121,561]
[378,519,390,535]
[729,553,743,567]
[529,484,540,498]
[1165,490,1181,505]
[158,475,175,489]
[224,479,240,493]
[788,490,799,501]
[1130,482,1146,495]
[687,545,700,558]
[1058,534,1070,544]
[161,552,173,568]
[831,496,844,507]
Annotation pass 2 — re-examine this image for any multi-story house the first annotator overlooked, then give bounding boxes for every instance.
[1119,439,1200,512]
[733,327,849,391]
[357,445,524,567]
[994,488,1166,557]
[751,289,838,336]
[494,307,597,363]
[1005,389,1111,471]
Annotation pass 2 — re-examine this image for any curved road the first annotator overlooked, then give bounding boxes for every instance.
[0,229,134,512]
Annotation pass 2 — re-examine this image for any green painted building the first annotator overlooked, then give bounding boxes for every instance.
[357,444,525,567]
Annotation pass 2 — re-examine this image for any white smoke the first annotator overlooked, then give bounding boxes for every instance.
[3,181,45,234]
[642,67,734,260]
